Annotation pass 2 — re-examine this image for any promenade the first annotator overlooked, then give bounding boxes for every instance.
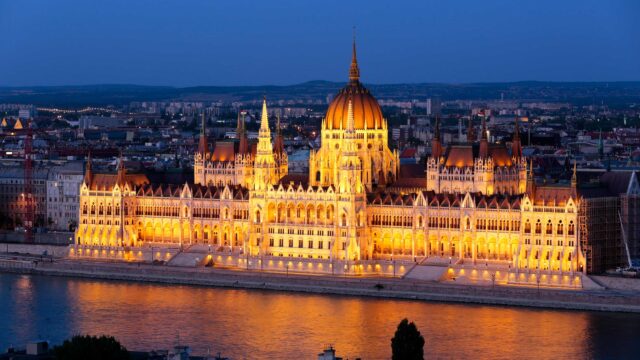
[2,255,640,313]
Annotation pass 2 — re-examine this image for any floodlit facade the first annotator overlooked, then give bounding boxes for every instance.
[75,42,586,274]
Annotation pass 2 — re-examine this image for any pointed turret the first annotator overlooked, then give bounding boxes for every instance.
[431,115,442,159]
[349,33,360,83]
[197,112,208,156]
[526,158,536,195]
[84,152,93,187]
[273,114,285,156]
[236,111,249,155]
[467,115,475,142]
[479,116,489,158]
[116,152,126,187]
[571,160,577,188]
[512,116,522,158]
[254,97,277,189]
[260,97,270,133]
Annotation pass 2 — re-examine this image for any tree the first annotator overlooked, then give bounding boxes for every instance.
[53,335,129,360]
[391,318,425,360]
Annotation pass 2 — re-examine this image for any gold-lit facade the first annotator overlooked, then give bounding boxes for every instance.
[75,42,586,275]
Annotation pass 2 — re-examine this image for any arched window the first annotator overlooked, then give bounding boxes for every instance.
[568,221,575,236]
[557,221,563,235]
[255,210,261,224]
[341,213,347,227]
[316,171,321,182]
[535,220,541,234]
[546,220,553,235]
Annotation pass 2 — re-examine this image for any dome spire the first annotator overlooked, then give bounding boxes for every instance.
[349,28,360,82]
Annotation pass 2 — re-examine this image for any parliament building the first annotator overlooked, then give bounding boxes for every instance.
[74,42,587,277]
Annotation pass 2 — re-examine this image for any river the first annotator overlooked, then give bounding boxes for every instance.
[1,273,639,359]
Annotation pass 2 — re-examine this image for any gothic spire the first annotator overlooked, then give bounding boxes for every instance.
[237,111,249,155]
[84,151,93,186]
[431,115,442,159]
[347,97,355,132]
[479,116,489,158]
[260,96,270,133]
[349,30,360,83]
[467,115,475,142]
[197,112,208,155]
[116,151,126,187]
[512,115,522,158]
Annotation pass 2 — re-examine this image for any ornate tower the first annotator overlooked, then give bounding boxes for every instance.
[273,115,288,180]
[254,97,278,190]
[309,37,397,191]
[336,99,365,261]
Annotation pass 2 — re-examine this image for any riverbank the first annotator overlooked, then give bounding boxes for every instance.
[2,257,640,313]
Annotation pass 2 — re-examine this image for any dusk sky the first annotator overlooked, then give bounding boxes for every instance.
[1,0,639,87]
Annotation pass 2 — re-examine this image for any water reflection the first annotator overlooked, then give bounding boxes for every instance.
[1,273,639,359]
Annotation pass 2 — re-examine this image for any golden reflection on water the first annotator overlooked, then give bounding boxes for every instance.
[64,278,596,359]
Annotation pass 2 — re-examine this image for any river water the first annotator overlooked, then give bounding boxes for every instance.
[0,273,639,359]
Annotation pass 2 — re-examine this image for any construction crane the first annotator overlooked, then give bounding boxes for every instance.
[23,119,34,243]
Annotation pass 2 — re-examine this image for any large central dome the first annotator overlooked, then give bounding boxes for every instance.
[324,42,384,130]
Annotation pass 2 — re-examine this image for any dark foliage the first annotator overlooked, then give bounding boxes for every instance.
[391,318,425,360]
[53,335,129,360]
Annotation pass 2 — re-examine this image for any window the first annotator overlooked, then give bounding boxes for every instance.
[308,240,314,249]
[557,221,563,235]
[546,220,553,235]
[568,221,575,235]
[278,239,284,247]
[288,239,293,248]
[319,241,324,249]
[298,240,303,248]
[535,220,541,234]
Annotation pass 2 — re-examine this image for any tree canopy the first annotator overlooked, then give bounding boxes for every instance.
[391,318,425,360]
[53,335,129,360]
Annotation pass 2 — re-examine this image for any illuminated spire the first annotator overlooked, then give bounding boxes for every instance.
[346,97,355,132]
[571,160,577,187]
[260,96,270,133]
[349,29,360,82]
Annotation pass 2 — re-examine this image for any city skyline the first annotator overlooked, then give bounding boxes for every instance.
[1,0,639,87]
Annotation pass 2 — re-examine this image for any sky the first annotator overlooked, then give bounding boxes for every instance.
[1,0,639,87]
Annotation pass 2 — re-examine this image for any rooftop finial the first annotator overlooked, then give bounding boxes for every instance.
[349,28,360,82]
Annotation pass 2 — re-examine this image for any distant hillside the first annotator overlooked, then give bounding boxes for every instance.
[1,81,640,107]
